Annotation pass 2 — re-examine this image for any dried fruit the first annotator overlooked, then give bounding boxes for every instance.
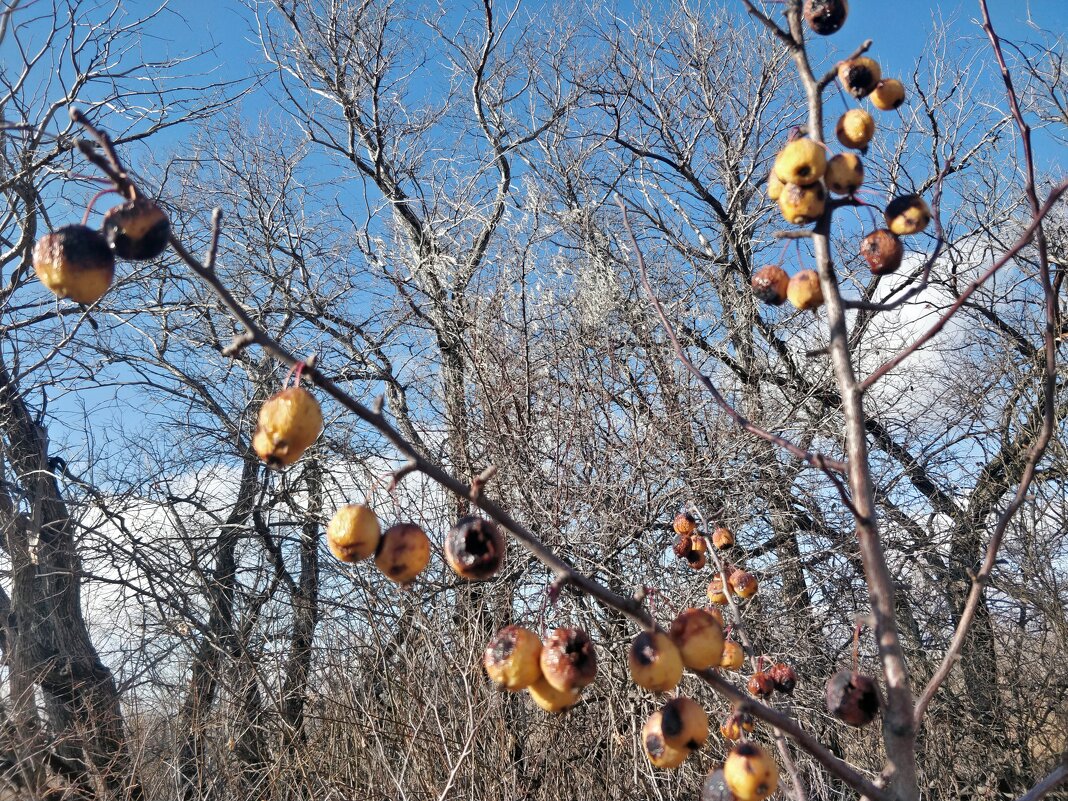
[32,225,115,304]
[484,625,543,690]
[661,697,709,751]
[861,229,904,274]
[729,570,759,600]
[673,535,693,560]
[885,194,931,235]
[686,549,708,570]
[444,516,505,580]
[787,269,824,311]
[528,675,580,713]
[707,575,731,605]
[723,741,779,801]
[803,0,848,35]
[252,387,324,468]
[691,535,708,553]
[720,710,756,740]
[629,631,684,692]
[838,57,882,99]
[825,670,881,726]
[747,671,775,698]
[751,265,790,306]
[769,663,798,695]
[326,504,381,562]
[826,153,864,195]
[540,627,597,692]
[720,640,745,671]
[773,138,826,186]
[102,198,170,260]
[673,512,697,536]
[712,527,735,549]
[836,109,875,149]
[669,608,725,670]
[870,78,906,110]
[778,182,826,225]
[374,523,431,584]
[642,710,689,768]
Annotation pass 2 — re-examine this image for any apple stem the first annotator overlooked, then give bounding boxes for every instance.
[536,580,561,638]
[81,187,120,226]
[283,361,299,388]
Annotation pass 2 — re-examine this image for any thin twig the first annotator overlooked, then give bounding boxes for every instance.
[913,0,1062,726]
[1014,759,1068,801]
[620,199,847,474]
[860,179,1068,392]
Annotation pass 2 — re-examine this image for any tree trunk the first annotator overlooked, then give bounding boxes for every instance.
[176,452,261,801]
[280,459,322,750]
[0,361,140,800]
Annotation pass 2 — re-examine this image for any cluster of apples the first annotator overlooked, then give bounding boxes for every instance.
[482,599,779,798]
[241,341,797,799]
[243,386,794,797]
[672,513,760,609]
[755,0,930,311]
[325,503,508,587]
[672,511,734,569]
[32,195,170,305]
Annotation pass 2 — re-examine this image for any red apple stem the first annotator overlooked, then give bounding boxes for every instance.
[658,588,679,619]
[283,361,300,388]
[81,187,120,225]
[645,585,657,619]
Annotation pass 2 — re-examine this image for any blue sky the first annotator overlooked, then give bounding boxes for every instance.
[115,1,1068,109]
[136,0,1068,166]
[2,0,1065,461]
[5,0,1064,166]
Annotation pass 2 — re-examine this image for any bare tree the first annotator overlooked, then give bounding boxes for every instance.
[2,1,1066,800]
[0,2,239,797]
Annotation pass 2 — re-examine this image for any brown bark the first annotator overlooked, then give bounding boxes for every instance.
[0,360,140,799]
[176,451,261,801]
[280,459,322,749]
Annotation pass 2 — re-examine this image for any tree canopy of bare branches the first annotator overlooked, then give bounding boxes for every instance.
[0,1,1065,800]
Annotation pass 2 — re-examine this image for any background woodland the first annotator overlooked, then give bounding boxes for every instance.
[0,0,1066,799]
